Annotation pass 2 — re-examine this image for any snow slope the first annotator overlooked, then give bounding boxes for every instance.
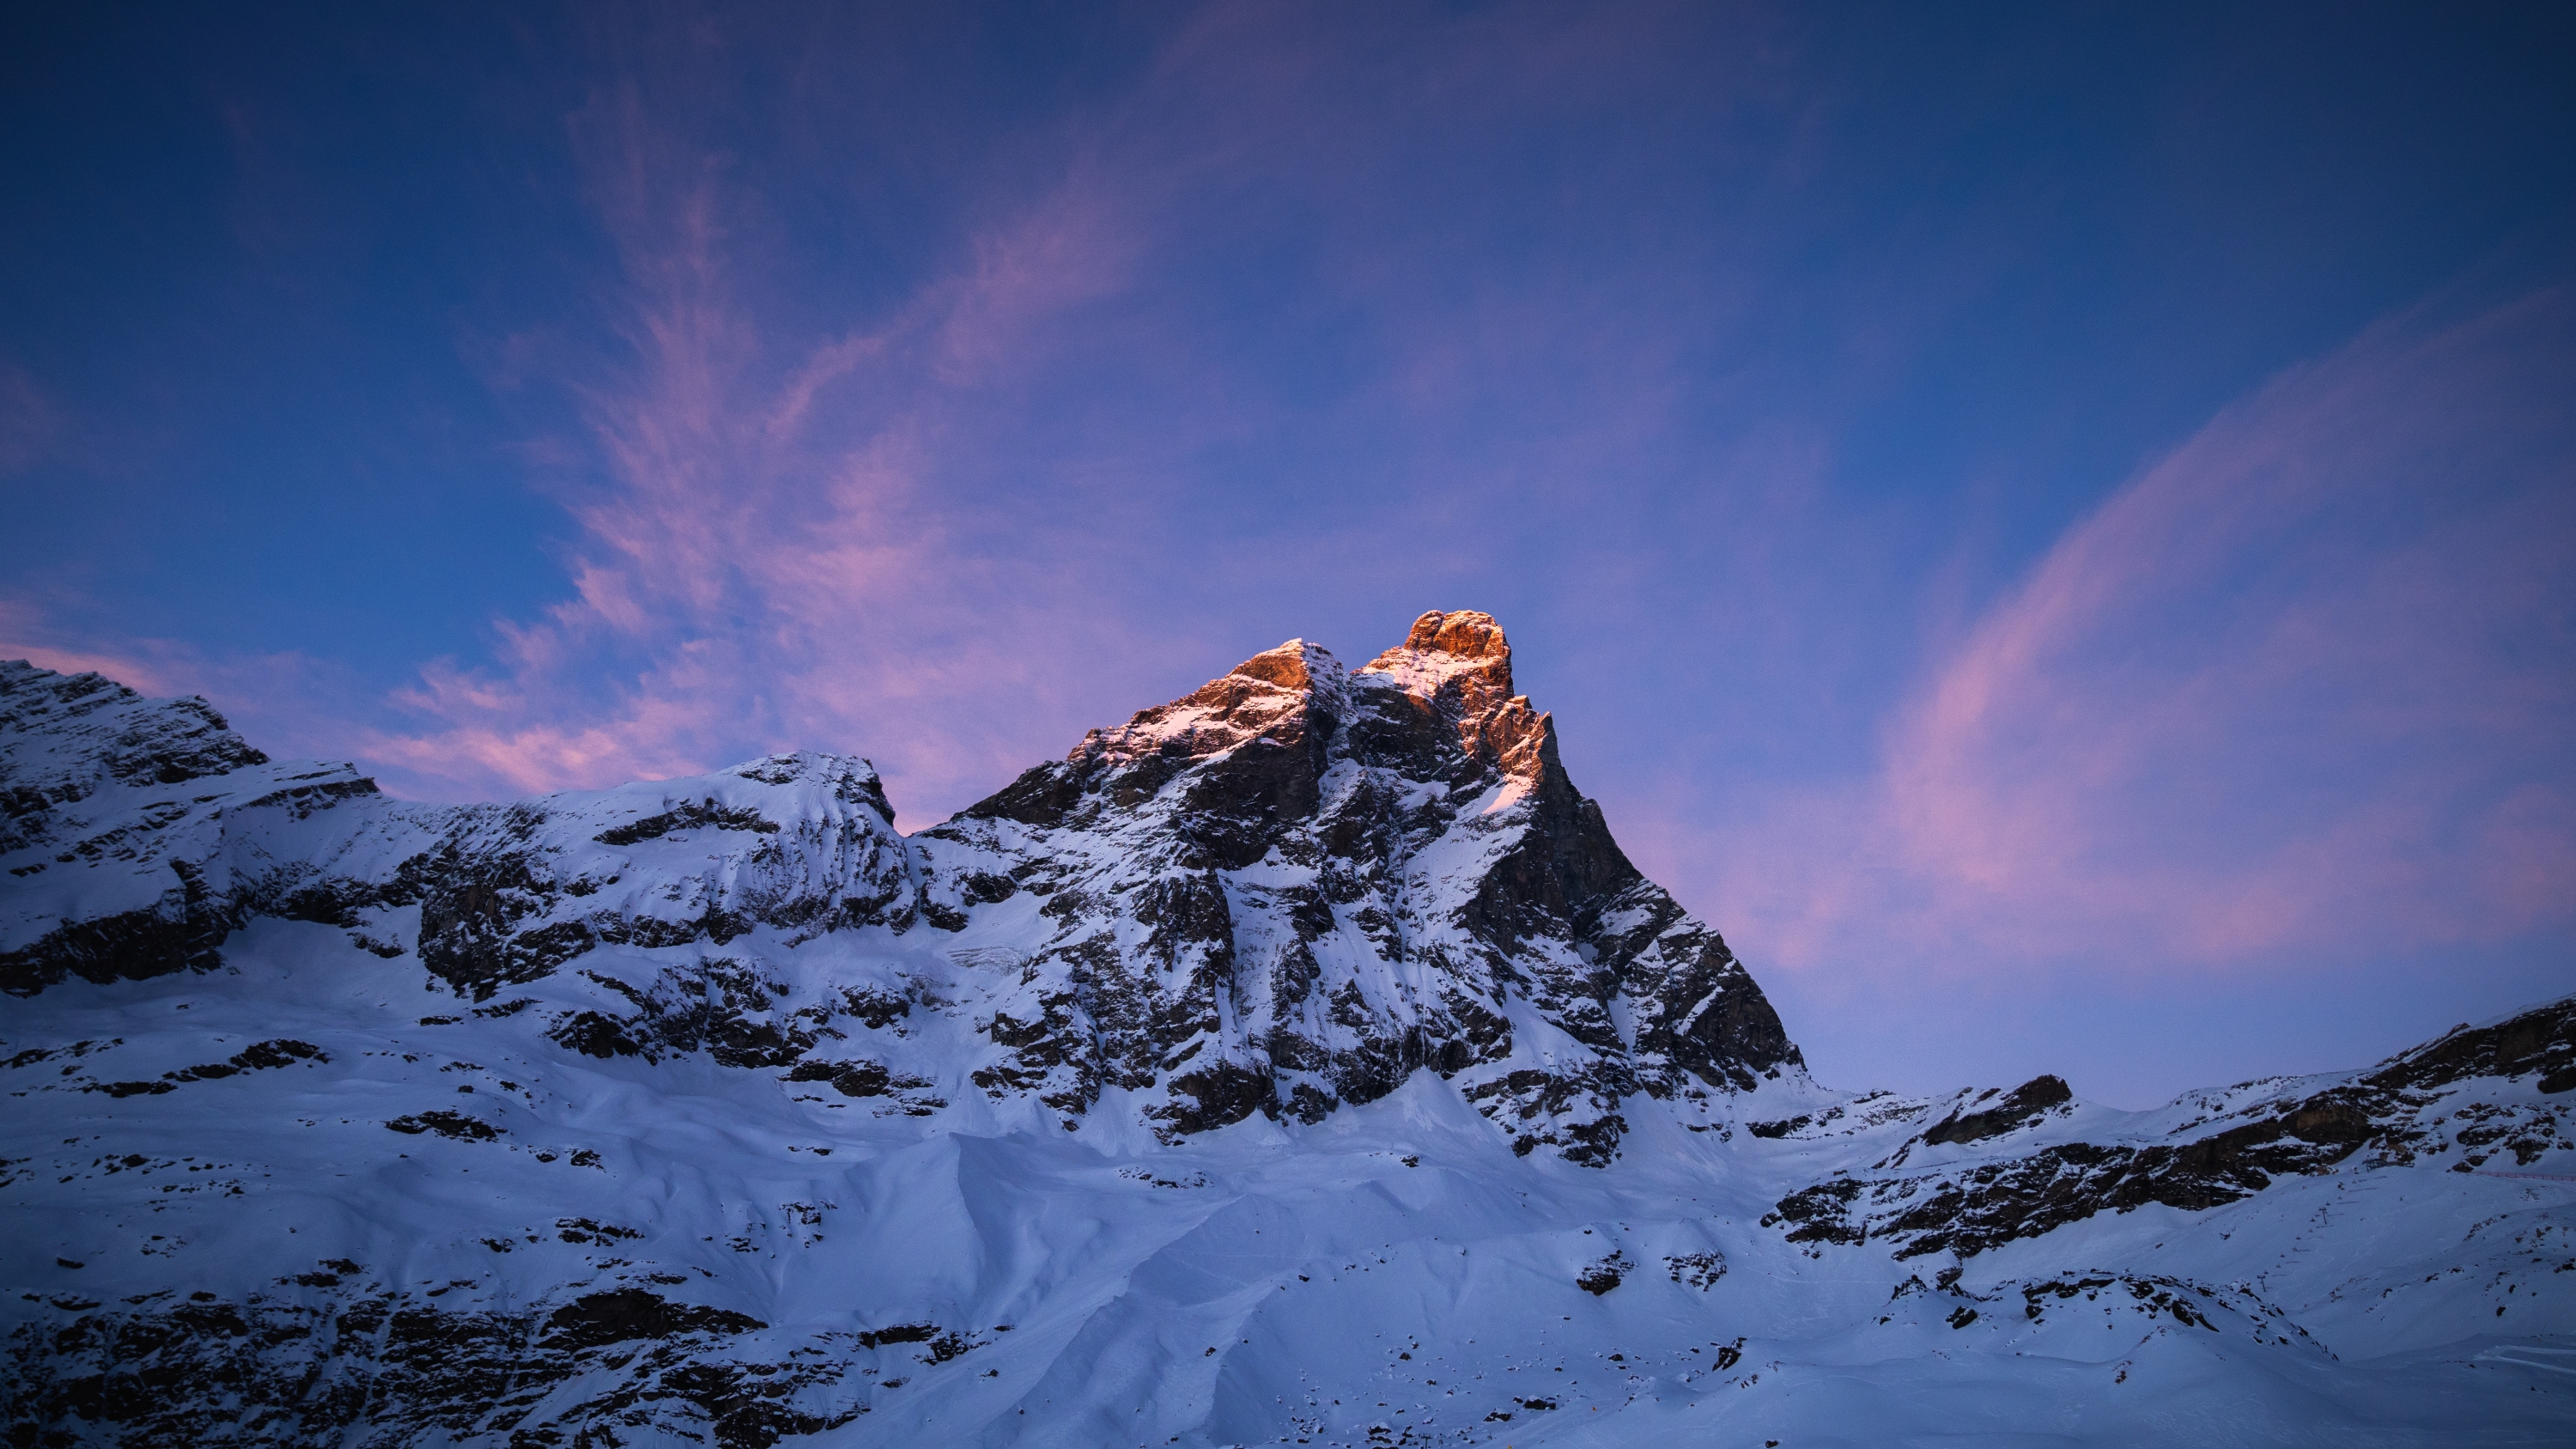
[1,618,2569,1446]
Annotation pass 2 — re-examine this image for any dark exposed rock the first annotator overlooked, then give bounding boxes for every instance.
[785,1057,940,1110]
[549,1008,650,1060]
[0,1288,848,1449]
[540,1289,765,1350]
[1766,1000,2576,1258]
[959,870,1017,904]
[854,1322,940,1349]
[2015,1274,2221,1331]
[1922,1075,2073,1145]
[153,1038,330,1087]
[1598,884,1798,1095]
[555,1217,643,1245]
[227,1038,328,1072]
[839,987,910,1030]
[84,1079,176,1098]
[595,800,782,846]
[0,876,238,997]
[237,776,380,818]
[384,1111,501,1142]
[1769,1103,2385,1259]
[1576,1251,1631,1294]
[2366,999,2576,1093]
[1665,1251,1726,1288]
[415,834,586,1000]
[1152,1059,1277,1135]
[405,756,923,1000]
[540,959,835,1069]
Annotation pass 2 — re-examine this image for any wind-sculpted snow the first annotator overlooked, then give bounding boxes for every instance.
[2,623,2572,1446]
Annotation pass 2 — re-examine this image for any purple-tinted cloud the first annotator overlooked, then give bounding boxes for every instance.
[347,46,1167,820]
[1698,284,2576,988]
[349,3,1786,824]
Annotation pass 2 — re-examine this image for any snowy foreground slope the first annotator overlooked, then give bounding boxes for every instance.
[2,613,2571,1447]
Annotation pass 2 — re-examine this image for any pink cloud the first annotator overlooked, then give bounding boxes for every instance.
[351,3,1747,819]
[1704,284,2576,983]
[352,27,1194,821]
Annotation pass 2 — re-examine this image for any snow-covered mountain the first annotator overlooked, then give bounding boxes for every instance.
[3,612,2569,1446]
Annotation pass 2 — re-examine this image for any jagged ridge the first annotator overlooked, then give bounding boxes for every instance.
[925,612,1799,1160]
[0,612,1801,1164]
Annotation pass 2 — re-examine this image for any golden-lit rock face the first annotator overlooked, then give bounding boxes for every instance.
[933,609,1804,1161]
[1359,611,1546,782]
[1401,608,1513,667]
[1226,640,1315,692]
[1361,609,1514,708]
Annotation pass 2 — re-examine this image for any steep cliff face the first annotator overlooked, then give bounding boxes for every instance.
[921,612,1799,1160]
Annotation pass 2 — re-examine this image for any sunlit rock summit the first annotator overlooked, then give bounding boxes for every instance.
[2,617,2568,1447]
[926,611,1799,1158]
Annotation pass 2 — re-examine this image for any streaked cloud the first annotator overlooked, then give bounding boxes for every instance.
[1702,283,2576,986]
[349,3,1772,825]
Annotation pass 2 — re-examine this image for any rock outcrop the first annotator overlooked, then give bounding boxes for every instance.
[1764,996,2576,1259]
[923,612,1799,1160]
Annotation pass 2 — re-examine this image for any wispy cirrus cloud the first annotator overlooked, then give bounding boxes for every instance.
[347,3,1379,821]
[361,80,1164,819]
[1697,282,2576,991]
[355,2,1783,822]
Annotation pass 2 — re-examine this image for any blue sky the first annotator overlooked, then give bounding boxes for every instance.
[5,2,2572,1105]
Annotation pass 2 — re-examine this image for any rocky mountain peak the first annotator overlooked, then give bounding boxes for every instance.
[1400,608,1512,666]
[917,611,1802,1157]
[1,660,275,807]
[1022,642,1348,824]
[1358,608,1515,712]
[1225,638,1334,694]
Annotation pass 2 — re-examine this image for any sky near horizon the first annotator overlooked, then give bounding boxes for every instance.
[4,2,2572,1107]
